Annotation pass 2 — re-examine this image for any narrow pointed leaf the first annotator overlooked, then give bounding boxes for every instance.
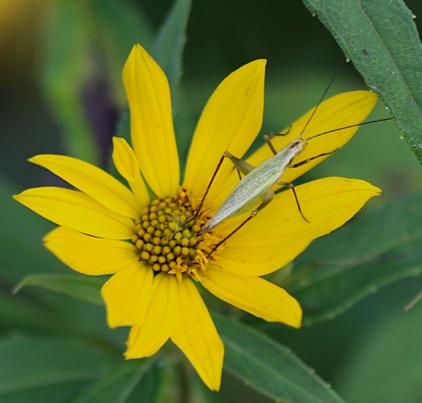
[152,0,192,104]
[74,360,160,403]
[92,0,154,87]
[41,2,97,162]
[13,274,104,306]
[41,1,155,163]
[0,336,116,401]
[152,0,194,168]
[215,315,345,402]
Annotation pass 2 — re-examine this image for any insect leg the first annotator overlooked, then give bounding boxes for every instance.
[193,152,256,220]
[277,181,309,223]
[207,190,274,257]
[289,148,338,168]
[192,153,227,220]
[224,151,256,177]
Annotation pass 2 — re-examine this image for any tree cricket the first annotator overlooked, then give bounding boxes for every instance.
[196,91,391,255]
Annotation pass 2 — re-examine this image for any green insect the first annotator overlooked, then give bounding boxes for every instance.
[198,131,326,234]
[197,110,390,255]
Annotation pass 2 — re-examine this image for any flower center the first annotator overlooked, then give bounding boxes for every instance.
[131,186,220,281]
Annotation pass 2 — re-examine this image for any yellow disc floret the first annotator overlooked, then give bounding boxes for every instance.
[132,186,221,281]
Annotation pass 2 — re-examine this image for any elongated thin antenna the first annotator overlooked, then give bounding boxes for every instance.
[306,117,392,141]
[295,61,345,141]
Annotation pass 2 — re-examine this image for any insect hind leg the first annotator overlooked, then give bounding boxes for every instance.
[224,152,256,177]
[191,151,256,222]
[207,190,274,258]
[290,148,338,168]
[277,181,310,223]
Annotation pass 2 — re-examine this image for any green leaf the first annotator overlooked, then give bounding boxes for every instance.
[41,2,98,162]
[74,360,161,403]
[152,0,194,171]
[216,315,345,403]
[1,176,62,282]
[152,0,192,105]
[0,292,68,335]
[89,0,155,95]
[291,192,422,325]
[338,305,422,402]
[0,335,117,402]
[302,0,422,164]
[40,1,154,164]
[13,274,104,306]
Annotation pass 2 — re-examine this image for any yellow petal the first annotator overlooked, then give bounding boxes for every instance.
[123,44,179,197]
[171,278,224,391]
[112,137,150,207]
[101,261,153,328]
[184,59,266,205]
[125,273,178,358]
[247,91,378,183]
[29,154,140,218]
[202,268,302,328]
[217,177,381,276]
[44,227,139,275]
[14,187,134,240]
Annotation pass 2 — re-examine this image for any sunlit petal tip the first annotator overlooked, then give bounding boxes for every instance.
[184,58,266,199]
[171,279,224,391]
[372,184,382,195]
[333,178,381,198]
[43,227,139,276]
[123,44,179,197]
[27,155,39,164]
[247,89,380,184]
[219,177,381,277]
[287,301,302,329]
[202,269,302,329]
[26,154,140,219]
[112,137,150,206]
[112,137,139,182]
[15,187,135,240]
[305,90,378,138]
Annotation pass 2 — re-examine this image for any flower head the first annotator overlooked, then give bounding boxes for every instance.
[14,44,380,390]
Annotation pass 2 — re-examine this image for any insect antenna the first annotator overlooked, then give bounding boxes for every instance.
[294,61,345,142]
[288,117,393,168]
[195,63,347,225]
[306,117,393,142]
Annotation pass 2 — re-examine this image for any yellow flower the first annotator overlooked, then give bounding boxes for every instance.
[14,44,380,391]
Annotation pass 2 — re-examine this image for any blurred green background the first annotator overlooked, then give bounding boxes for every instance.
[1,0,421,401]
[2,0,421,193]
